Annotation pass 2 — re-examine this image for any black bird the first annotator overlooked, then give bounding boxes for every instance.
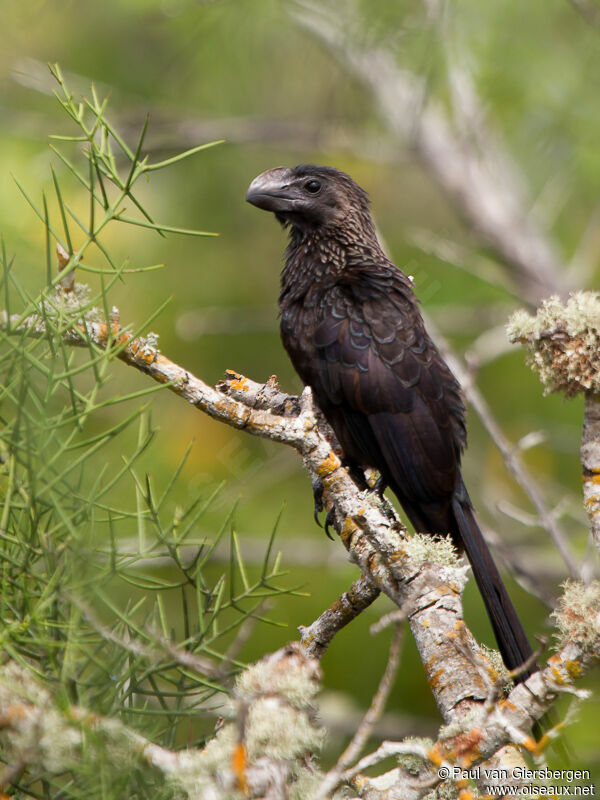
[246,164,534,680]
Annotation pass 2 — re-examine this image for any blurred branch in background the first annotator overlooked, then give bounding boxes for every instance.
[568,0,600,28]
[429,316,583,580]
[290,0,568,306]
[9,57,409,166]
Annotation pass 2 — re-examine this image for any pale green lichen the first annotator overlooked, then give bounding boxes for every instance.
[403,533,461,568]
[246,697,324,760]
[552,579,600,650]
[139,331,160,355]
[234,645,321,710]
[176,644,327,798]
[0,661,81,773]
[395,736,434,775]
[51,282,101,321]
[0,645,329,800]
[479,643,512,688]
[507,292,600,396]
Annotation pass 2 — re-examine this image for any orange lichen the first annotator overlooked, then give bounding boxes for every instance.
[231,376,250,393]
[520,735,538,754]
[231,742,248,793]
[427,741,445,767]
[564,659,583,679]
[340,516,359,546]
[126,339,157,365]
[452,729,483,763]
[542,653,574,685]
[5,704,27,722]
[316,452,339,479]
[428,668,445,691]
[498,698,518,713]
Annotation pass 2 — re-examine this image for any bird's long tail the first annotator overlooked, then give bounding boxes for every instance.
[451,495,535,681]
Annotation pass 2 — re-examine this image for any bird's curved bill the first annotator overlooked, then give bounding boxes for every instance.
[246,167,296,213]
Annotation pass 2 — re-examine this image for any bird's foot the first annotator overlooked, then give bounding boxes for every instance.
[312,477,325,525]
[368,471,387,498]
[345,463,369,491]
[360,471,397,521]
[323,507,336,540]
[311,477,335,540]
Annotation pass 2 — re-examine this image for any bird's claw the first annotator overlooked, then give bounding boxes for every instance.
[312,477,325,527]
[323,507,336,540]
[370,472,386,497]
[312,477,336,539]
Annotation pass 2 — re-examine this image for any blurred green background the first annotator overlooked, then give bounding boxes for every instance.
[2,0,599,779]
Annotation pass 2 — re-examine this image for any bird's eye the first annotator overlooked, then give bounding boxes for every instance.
[304,179,322,194]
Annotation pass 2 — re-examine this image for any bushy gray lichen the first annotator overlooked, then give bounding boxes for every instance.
[395,736,434,775]
[48,282,101,321]
[403,533,462,568]
[552,579,600,650]
[178,644,327,799]
[138,330,160,355]
[0,647,330,800]
[507,292,600,396]
[235,643,321,709]
[0,662,81,773]
[478,643,512,688]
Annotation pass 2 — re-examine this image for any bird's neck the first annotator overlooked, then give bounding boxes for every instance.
[279,222,384,306]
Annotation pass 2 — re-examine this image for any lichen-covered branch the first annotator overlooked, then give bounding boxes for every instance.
[299,575,380,659]
[219,372,515,737]
[1,306,492,726]
[0,644,325,800]
[2,578,597,800]
[345,580,600,798]
[581,394,600,553]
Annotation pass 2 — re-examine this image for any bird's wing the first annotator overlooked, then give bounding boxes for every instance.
[311,275,466,505]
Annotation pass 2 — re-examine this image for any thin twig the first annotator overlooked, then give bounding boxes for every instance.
[314,624,404,799]
[70,594,221,678]
[299,575,380,659]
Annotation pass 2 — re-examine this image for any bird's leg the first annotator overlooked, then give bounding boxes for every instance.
[345,462,369,491]
[345,463,387,497]
[369,471,387,498]
[358,468,397,522]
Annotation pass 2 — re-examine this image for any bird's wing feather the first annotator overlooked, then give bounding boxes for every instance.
[311,275,466,504]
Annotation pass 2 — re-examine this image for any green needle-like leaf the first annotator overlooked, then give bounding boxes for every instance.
[143,139,225,172]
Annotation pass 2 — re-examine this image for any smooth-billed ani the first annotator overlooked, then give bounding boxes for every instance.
[246,164,534,679]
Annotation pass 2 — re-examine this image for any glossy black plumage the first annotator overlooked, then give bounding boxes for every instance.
[246,164,534,679]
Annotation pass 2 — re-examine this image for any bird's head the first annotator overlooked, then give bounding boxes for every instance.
[246,164,372,234]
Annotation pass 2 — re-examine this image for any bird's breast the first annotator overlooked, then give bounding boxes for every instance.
[280,281,339,392]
